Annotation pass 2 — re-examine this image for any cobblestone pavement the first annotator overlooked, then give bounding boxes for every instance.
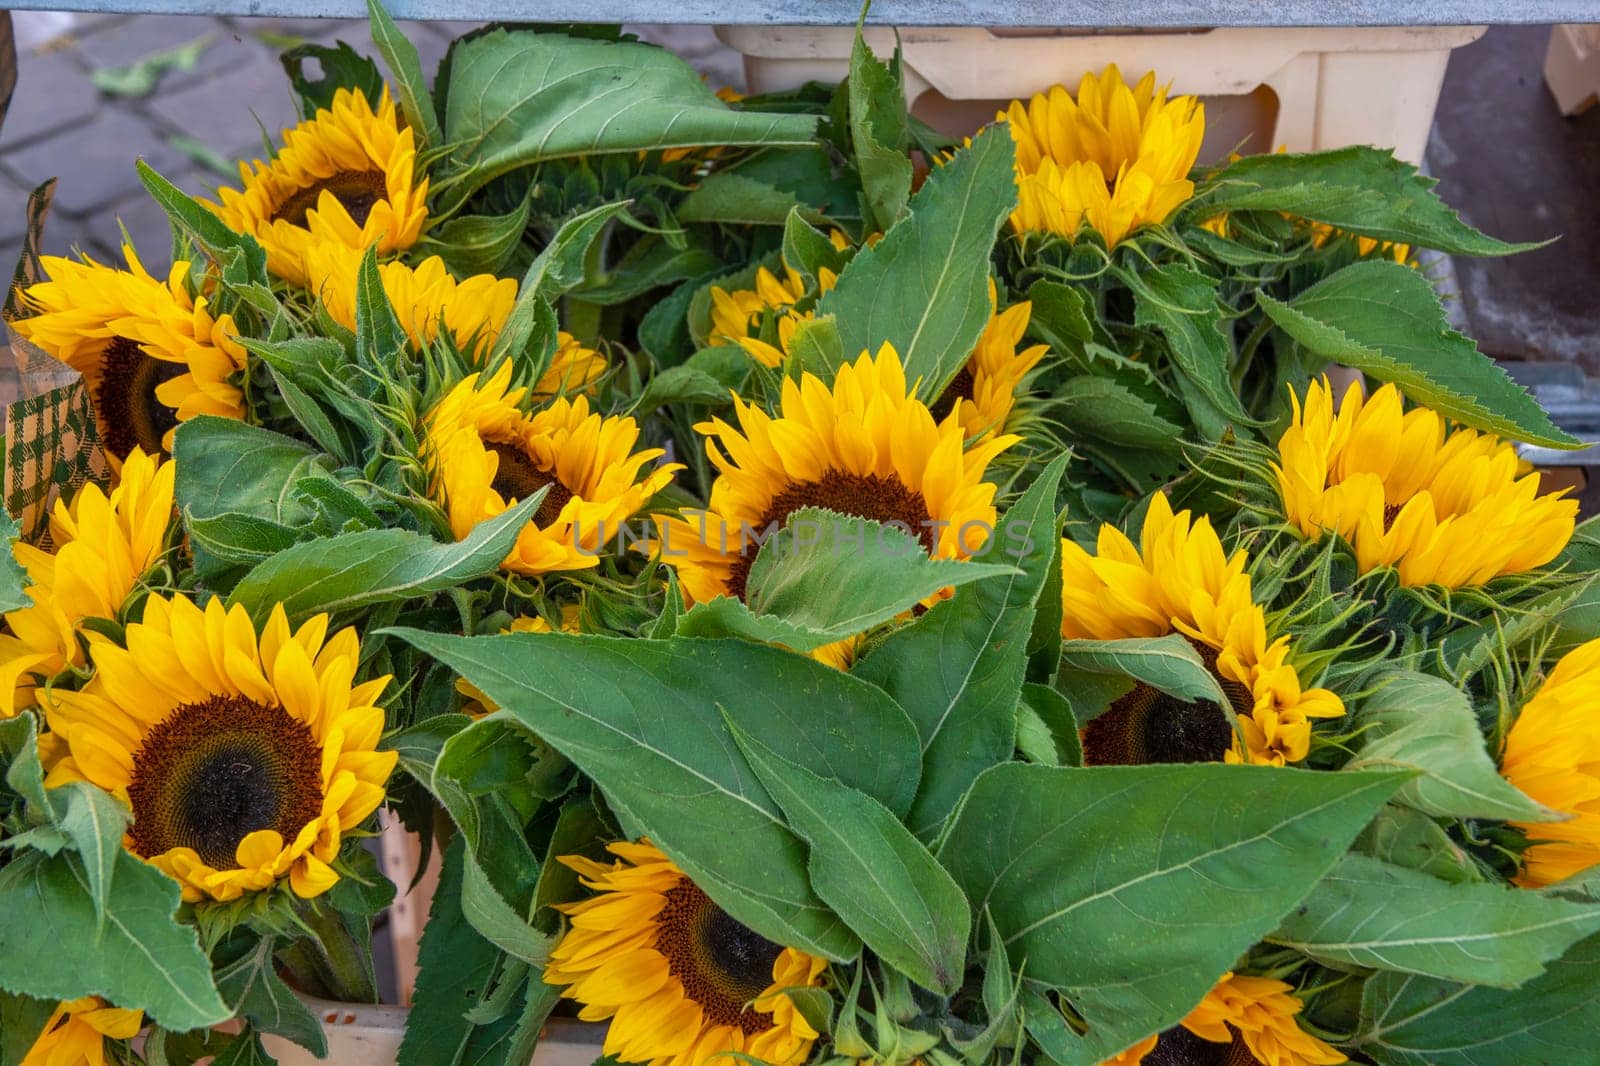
[0,16,743,273]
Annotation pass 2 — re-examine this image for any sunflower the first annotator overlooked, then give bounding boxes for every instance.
[424,363,679,576]
[657,343,1015,668]
[708,260,840,369]
[205,86,428,284]
[41,595,396,902]
[1003,64,1205,248]
[536,331,610,399]
[1104,973,1346,1066]
[545,839,826,1066]
[0,449,174,717]
[21,998,142,1066]
[928,280,1048,440]
[12,245,247,464]
[1274,378,1577,588]
[304,242,518,360]
[1061,493,1344,766]
[1501,637,1600,888]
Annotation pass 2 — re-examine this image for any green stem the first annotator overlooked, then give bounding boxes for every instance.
[300,903,379,1004]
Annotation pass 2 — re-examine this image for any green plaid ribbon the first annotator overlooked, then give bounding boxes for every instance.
[3,179,109,547]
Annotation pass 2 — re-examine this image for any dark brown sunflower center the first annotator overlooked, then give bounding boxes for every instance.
[656,880,783,1034]
[1146,1025,1259,1066]
[270,169,388,228]
[726,471,936,602]
[126,694,325,870]
[95,336,184,460]
[1081,637,1251,766]
[929,364,976,424]
[1382,501,1403,532]
[487,441,574,526]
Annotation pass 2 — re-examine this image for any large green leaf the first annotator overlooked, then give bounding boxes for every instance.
[1345,672,1555,823]
[813,123,1017,396]
[938,763,1404,1065]
[1272,853,1600,987]
[440,30,817,207]
[853,456,1066,838]
[399,837,525,1066]
[173,417,334,527]
[227,491,543,624]
[1258,261,1579,448]
[731,725,969,996]
[0,850,228,1030]
[391,630,924,960]
[365,0,441,148]
[675,509,1015,652]
[1353,934,1600,1065]
[1052,376,1184,452]
[1191,147,1535,257]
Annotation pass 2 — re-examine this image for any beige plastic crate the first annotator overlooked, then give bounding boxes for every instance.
[1545,24,1600,116]
[715,25,1487,164]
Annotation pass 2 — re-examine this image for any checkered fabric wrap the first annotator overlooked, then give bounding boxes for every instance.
[3,179,109,547]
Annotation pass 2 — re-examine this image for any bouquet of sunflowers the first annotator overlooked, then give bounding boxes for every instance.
[1,7,1598,1066]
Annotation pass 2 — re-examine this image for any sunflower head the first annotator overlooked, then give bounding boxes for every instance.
[545,839,826,1066]
[709,259,840,369]
[305,243,518,360]
[1061,493,1344,767]
[1003,64,1204,247]
[0,448,175,717]
[1274,378,1577,588]
[21,997,142,1066]
[41,595,396,901]
[205,86,428,284]
[423,362,680,576]
[1502,637,1600,888]
[11,245,248,464]
[656,343,1016,667]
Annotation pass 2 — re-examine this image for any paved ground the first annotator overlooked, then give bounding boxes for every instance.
[0,16,741,273]
[0,17,1593,366]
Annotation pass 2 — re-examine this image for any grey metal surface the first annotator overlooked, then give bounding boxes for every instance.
[2,0,1597,24]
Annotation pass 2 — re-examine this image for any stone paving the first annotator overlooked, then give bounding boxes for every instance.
[0,16,743,274]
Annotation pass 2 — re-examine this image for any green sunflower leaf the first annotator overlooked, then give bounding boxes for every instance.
[812,123,1017,397]
[853,454,1067,840]
[1356,804,1483,885]
[214,936,328,1056]
[1258,260,1580,448]
[438,30,817,210]
[490,200,630,366]
[847,30,913,234]
[1271,853,1600,988]
[136,162,269,288]
[1124,263,1251,438]
[1189,147,1539,257]
[1056,634,1229,709]
[365,0,441,149]
[1353,933,1600,1065]
[938,763,1405,1065]
[226,489,545,626]
[389,629,924,961]
[53,781,132,933]
[729,722,970,995]
[0,507,30,614]
[173,416,337,530]
[0,992,56,1066]
[0,849,229,1031]
[674,509,1016,652]
[1345,671,1558,823]
[782,208,849,287]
